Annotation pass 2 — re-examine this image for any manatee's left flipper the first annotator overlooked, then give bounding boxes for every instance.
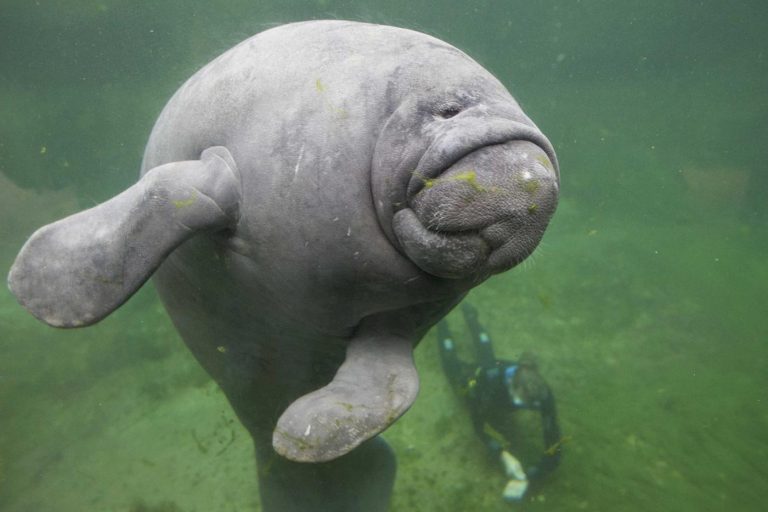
[273,329,419,463]
[7,146,240,327]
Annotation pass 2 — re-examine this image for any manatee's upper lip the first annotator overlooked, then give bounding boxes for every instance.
[407,117,559,201]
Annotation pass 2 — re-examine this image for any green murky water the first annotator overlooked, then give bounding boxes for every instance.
[1,1,765,511]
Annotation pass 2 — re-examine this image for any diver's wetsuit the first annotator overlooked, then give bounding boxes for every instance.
[437,304,562,481]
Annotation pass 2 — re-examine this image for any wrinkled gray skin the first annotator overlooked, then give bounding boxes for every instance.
[8,21,559,512]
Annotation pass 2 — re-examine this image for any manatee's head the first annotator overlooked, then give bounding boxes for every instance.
[372,44,559,281]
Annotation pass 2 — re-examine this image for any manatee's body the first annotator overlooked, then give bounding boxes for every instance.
[8,21,559,512]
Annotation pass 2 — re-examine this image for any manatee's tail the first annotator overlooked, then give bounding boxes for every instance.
[7,146,241,327]
[256,436,395,512]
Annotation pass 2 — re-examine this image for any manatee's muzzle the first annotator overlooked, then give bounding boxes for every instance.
[393,139,559,279]
[407,118,560,197]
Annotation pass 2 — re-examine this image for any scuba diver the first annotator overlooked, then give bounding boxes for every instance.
[437,303,563,502]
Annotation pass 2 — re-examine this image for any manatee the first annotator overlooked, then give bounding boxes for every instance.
[7,20,559,511]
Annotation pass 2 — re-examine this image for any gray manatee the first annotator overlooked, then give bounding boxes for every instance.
[8,20,559,511]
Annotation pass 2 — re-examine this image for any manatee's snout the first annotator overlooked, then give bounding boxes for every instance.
[393,140,559,279]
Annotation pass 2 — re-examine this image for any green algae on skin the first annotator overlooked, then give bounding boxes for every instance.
[315,78,348,119]
[336,401,355,412]
[416,169,485,192]
[172,189,197,209]
[523,179,541,194]
[535,153,553,171]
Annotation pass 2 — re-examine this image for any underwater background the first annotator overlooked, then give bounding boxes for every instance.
[1,1,766,511]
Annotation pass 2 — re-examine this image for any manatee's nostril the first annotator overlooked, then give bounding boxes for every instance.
[435,102,463,119]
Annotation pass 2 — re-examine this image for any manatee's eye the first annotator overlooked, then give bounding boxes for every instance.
[435,102,463,119]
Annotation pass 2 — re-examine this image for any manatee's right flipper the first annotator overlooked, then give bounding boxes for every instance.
[273,331,419,463]
[7,146,241,327]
